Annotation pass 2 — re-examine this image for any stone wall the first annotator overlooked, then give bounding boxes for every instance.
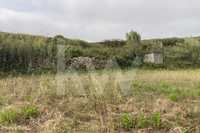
[66,57,116,70]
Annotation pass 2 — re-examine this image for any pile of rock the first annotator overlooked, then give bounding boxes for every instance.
[67,57,117,71]
[68,57,95,70]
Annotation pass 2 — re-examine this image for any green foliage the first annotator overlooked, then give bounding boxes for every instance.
[136,113,161,128]
[160,38,184,47]
[0,109,18,124]
[20,105,39,119]
[164,38,200,68]
[0,32,55,72]
[0,105,39,124]
[132,81,200,100]
[0,32,138,72]
[120,113,134,129]
[136,114,149,128]
[126,31,141,45]
[115,56,133,68]
[0,31,200,72]
[65,46,83,58]
[168,93,179,102]
[149,112,161,128]
[98,39,126,47]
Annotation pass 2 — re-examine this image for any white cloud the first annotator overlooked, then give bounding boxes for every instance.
[0,0,200,41]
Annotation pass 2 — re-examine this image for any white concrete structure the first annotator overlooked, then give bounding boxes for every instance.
[144,52,163,64]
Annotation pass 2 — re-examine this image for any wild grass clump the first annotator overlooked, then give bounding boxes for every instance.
[136,113,161,129]
[168,93,179,102]
[0,105,39,125]
[120,112,161,130]
[0,109,18,124]
[150,112,161,128]
[20,105,39,119]
[136,114,149,128]
[120,113,134,130]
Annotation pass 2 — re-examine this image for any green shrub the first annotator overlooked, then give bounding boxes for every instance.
[65,47,83,58]
[136,113,161,128]
[136,114,149,128]
[0,109,18,124]
[98,39,126,47]
[126,31,141,45]
[168,93,179,102]
[120,113,134,129]
[149,112,161,128]
[20,105,39,119]
[0,105,39,124]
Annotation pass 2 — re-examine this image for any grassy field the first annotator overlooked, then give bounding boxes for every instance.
[0,69,199,133]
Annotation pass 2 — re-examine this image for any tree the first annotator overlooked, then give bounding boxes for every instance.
[126,31,141,46]
[126,31,143,65]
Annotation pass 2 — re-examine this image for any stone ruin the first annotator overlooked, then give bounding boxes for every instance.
[67,57,117,71]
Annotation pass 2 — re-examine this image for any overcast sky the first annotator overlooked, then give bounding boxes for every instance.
[0,0,199,41]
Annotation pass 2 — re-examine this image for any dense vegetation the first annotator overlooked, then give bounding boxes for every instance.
[0,31,200,73]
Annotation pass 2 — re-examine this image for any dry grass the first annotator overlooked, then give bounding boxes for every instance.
[135,69,200,84]
[0,69,199,133]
